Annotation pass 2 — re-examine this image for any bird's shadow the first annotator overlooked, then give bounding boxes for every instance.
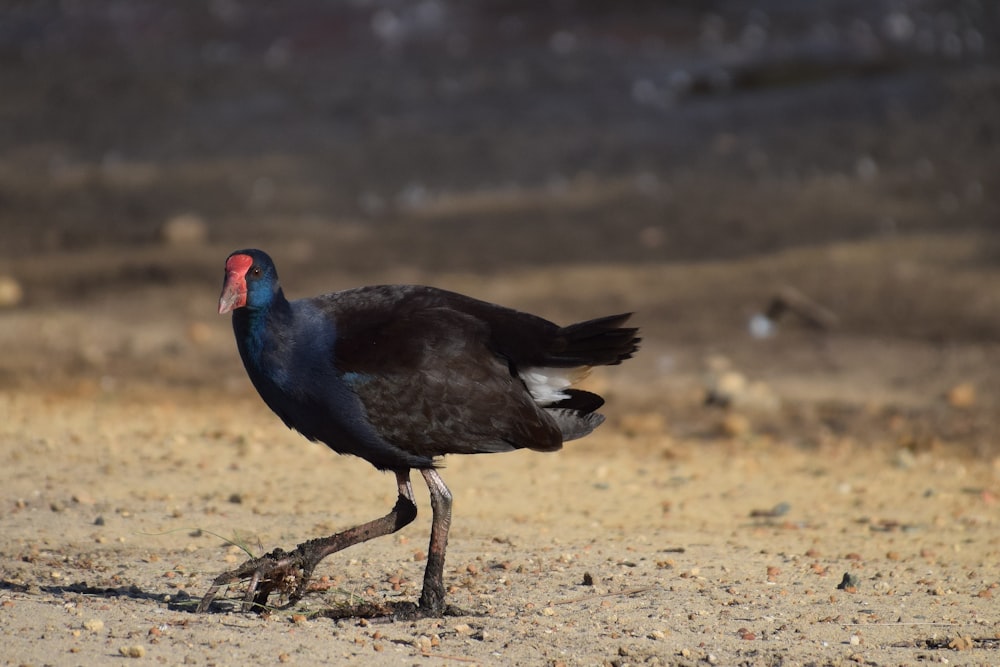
[1,578,198,612]
[200,596,478,622]
[0,579,478,620]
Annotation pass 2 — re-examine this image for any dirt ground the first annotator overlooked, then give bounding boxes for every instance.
[2,2,1000,666]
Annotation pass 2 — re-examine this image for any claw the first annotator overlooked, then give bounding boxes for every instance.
[196,548,310,613]
[197,481,420,615]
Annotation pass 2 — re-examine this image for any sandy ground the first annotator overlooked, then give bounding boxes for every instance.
[1,386,999,667]
[1,247,999,666]
[2,2,1000,665]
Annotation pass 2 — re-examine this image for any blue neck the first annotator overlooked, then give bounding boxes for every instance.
[233,288,292,373]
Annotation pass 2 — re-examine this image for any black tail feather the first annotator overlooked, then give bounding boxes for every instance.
[547,409,605,441]
[547,313,640,367]
[553,389,605,414]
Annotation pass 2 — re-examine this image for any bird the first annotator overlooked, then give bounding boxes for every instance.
[197,248,639,617]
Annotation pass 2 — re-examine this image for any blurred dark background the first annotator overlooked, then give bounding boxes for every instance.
[1,0,996,266]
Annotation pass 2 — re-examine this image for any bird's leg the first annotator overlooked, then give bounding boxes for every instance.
[198,471,417,613]
[417,468,453,615]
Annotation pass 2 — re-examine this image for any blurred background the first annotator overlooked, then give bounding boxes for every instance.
[1,0,998,455]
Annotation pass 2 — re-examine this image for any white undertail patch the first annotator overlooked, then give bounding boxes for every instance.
[519,366,591,406]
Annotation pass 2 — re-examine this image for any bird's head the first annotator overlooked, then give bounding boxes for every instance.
[218,249,281,314]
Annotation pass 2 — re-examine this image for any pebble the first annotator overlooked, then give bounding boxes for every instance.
[837,572,860,591]
[186,322,213,345]
[704,361,781,413]
[949,636,974,651]
[946,383,976,409]
[119,645,145,658]
[161,213,208,246]
[0,275,24,307]
[619,412,666,437]
[83,618,104,632]
[721,413,751,437]
[894,448,917,469]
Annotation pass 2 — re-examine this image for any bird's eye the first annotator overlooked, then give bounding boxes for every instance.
[250,266,262,278]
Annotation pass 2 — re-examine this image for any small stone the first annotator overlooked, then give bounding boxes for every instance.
[186,322,213,345]
[837,572,860,591]
[948,636,974,651]
[721,413,751,438]
[751,503,791,519]
[119,645,145,658]
[893,448,917,469]
[161,213,208,246]
[855,155,879,182]
[453,623,473,635]
[715,370,747,398]
[0,275,23,308]
[620,412,666,437]
[946,383,976,409]
[83,619,104,632]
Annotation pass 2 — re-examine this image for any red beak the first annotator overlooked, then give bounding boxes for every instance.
[218,271,247,314]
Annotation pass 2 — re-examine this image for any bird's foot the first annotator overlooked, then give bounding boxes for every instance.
[196,545,318,614]
[197,493,420,615]
[418,586,446,617]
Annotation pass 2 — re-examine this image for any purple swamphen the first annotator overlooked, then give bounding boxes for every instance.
[198,248,639,616]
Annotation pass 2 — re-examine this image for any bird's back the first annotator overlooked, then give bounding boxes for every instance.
[239,283,637,471]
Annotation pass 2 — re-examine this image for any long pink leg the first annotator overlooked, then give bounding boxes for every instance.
[198,471,417,613]
[417,468,453,614]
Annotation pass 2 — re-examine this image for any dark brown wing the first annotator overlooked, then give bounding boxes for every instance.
[323,288,563,458]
